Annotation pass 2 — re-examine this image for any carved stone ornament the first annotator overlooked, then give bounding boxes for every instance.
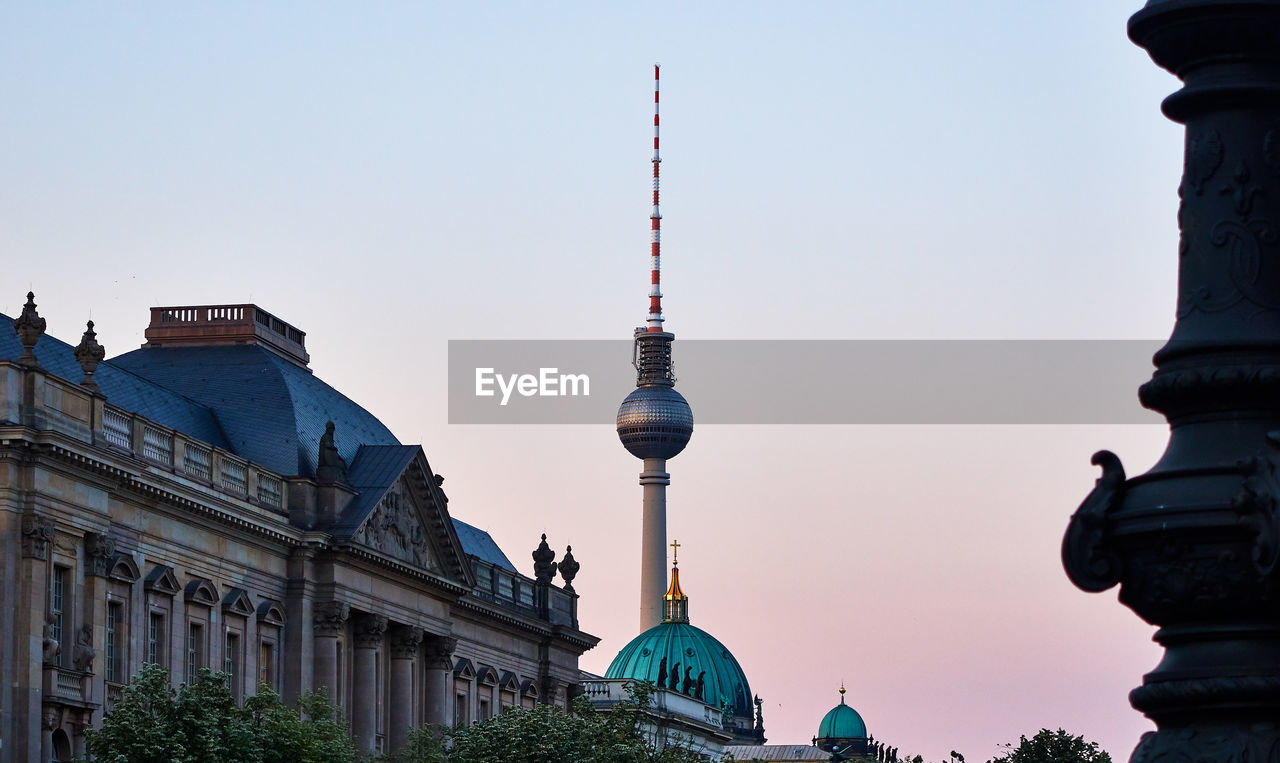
[353,487,434,570]
[532,534,557,584]
[73,320,106,391]
[390,626,424,659]
[85,531,116,578]
[71,624,94,672]
[13,291,46,368]
[21,513,54,560]
[423,636,457,670]
[1061,450,1126,593]
[558,545,580,592]
[353,614,388,648]
[42,614,61,664]
[312,601,350,637]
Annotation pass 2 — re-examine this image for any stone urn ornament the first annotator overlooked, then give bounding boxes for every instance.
[13,291,46,367]
[74,320,106,391]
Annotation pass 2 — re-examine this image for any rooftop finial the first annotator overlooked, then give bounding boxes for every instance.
[663,541,689,623]
[14,291,46,368]
[839,683,847,702]
[74,320,106,392]
[670,537,680,566]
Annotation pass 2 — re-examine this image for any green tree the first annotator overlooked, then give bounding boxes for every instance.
[389,681,732,763]
[84,663,356,763]
[987,729,1111,763]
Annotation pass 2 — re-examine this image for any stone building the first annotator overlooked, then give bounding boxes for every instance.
[0,297,597,761]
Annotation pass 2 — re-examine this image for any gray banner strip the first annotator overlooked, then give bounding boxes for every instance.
[448,340,1166,425]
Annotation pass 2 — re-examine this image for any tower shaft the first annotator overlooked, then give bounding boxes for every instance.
[639,458,670,629]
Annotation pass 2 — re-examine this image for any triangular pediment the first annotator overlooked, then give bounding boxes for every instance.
[222,587,254,617]
[337,446,473,586]
[144,565,181,596]
[500,671,520,692]
[454,658,476,680]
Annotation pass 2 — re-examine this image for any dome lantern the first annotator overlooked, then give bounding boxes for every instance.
[813,685,870,760]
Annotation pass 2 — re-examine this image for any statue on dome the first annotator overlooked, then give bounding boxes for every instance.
[316,421,348,484]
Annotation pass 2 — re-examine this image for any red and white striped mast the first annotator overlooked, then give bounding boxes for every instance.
[648,63,664,332]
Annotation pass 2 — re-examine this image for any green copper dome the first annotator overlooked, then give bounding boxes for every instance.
[816,691,868,741]
[605,621,754,720]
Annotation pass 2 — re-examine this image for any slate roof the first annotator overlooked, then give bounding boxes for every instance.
[3,310,521,580]
[452,517,517,572]
[0,313,229,447]
[110,344,398,477]
[331,445,422,535]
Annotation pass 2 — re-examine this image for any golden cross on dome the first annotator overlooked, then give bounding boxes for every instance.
[670,539,680,564]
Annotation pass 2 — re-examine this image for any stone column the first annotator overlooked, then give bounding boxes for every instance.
[388,626,423,751]
[422,635,457,727]
[311,601,349,705]
[1063,3,1280,758]
[351,614,387,753]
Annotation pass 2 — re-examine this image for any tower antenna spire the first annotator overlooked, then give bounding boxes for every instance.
[618,64,693,632]
[648,63,664,332]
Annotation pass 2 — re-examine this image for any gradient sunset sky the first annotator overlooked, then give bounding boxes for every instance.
[3,2,1186,759]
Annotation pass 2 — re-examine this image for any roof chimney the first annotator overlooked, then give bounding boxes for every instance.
[142,304,310,367]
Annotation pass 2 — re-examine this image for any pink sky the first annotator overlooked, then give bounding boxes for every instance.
[4,1,1187,759]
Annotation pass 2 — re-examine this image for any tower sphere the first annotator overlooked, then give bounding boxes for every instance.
[616,385,694,460]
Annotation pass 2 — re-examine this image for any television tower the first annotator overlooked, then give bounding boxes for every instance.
[616,64,695,630]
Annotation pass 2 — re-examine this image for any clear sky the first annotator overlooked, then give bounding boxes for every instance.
[3,2,1187,759]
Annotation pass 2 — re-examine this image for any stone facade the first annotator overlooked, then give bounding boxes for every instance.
[0,303,596,761]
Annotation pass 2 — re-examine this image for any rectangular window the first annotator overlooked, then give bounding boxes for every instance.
[259,641,276,690]
[455,693,467,727]
[186,622,204,683]
[479,697,491,722]
[147,612,165,666]
[50,566,67,667]
[106,602,124,683]
[225,632,240,699]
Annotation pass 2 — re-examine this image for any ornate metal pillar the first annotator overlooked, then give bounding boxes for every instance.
[351,614,387,754]
[1063,2,1280,757]
[388,626,423,751]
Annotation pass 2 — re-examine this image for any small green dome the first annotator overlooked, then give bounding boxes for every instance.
[816,693,867,741]
[605,621,754,719]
